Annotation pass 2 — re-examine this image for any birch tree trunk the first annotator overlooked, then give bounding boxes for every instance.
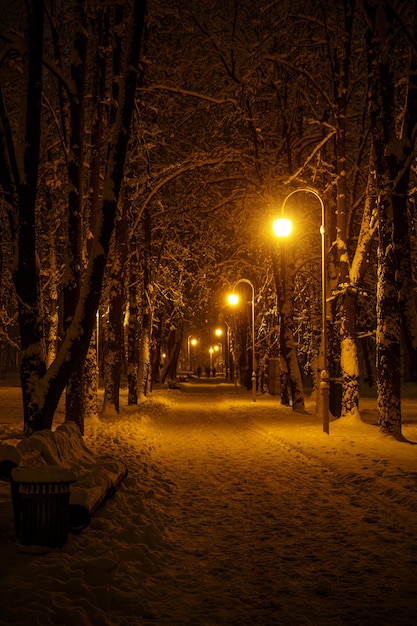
[64,0,88,434]
[161,326,183,383]
[344,178,378,413]
[332,0,360,417]
[127,232,140,405]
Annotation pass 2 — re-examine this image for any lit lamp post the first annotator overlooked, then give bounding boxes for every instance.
[213,343,222,372]
[216,324,231,380]
[273,188,330,433]
[187,336,198,371]
[227,279,257,402]
[214,328,224,374]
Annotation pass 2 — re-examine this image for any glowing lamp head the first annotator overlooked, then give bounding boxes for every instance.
[227,293,239,306]
[273,217,292,237]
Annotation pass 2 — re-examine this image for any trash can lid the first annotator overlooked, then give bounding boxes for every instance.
[11,465,77,483]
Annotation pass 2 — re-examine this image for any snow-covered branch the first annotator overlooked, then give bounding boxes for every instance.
[139,84,237,106]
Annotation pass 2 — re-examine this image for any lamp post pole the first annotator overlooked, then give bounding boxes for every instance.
[225,322,231,382]
[215,328,225,376]
[229,278,256,402]
[187,336,198,372]
[275,188,329,432]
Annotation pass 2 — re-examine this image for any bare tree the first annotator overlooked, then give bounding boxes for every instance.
[0,0,147,435]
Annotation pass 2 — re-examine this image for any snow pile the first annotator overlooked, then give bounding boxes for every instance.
[0,382,417,625]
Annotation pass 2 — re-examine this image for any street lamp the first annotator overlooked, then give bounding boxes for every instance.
[187,336,198,371]
[273,188,330,433]
[227,278,257,402]
[216,324,231,379]
[215,329,223,374]
[213,341,223,373]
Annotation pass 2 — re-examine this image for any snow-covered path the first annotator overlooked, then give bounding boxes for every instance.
[1,381,417,625]
[135,384,417,625]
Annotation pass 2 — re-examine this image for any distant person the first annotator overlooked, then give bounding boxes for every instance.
[205,366,211,378]
[197,366,202,379]
[212,367,216,378]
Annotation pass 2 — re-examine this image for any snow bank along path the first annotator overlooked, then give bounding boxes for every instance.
[0,381,417,625]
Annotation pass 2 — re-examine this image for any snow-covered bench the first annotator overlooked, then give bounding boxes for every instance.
[0,421,128,533]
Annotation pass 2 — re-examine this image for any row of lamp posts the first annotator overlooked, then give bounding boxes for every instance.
[186,188,330,433]
[226,188,329,432]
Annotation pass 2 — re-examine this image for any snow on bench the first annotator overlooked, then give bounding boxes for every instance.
[0,421,128,532]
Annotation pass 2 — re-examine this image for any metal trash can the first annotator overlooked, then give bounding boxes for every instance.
[11,466,76,553]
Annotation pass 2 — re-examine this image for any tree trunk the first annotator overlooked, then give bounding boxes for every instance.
[342,171,378,414]
[376,198,401,436]
[138,207,153,400]
[103,198,129,414]
[12,1,47,435]
[332,0,359,418]
[340,289,359,414]
[84,338,99,422]
[127,232,140,405]
[45,233,59,369]
[395,12,417,382]
[362,0,402,436]
[161,327,182,383]
[273,244,304,409]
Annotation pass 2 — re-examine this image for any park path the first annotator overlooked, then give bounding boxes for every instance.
[133,380,417,625]
[1,381,416,625]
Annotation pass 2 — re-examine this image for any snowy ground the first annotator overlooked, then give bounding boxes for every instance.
[0,378,417,626]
